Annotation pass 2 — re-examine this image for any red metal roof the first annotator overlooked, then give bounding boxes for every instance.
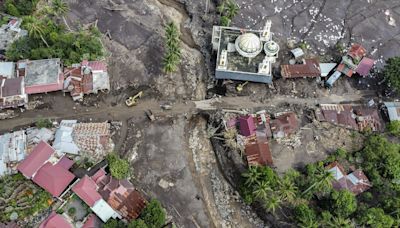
[58,156,74,170]
[356,57,375,76]
[17,141,54,178]
[25,74,64,94]
[72,175,102,207]
[39,212,73,228]
[281,59,321,78]
[88,61,107,72]
[91,168,106,184]
[239,116,256,137]
[33,162,75,197]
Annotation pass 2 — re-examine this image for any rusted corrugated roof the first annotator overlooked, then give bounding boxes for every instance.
[317,104,382,132]
[281,59,321,78]
[245,137,273,166]
[270,112,299,138]
[348,44,366,61]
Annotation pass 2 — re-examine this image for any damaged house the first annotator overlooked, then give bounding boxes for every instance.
[326,161,372,195]
[270,112,299,138]
[53,120,113,161]
[0,76,28,109]
[63,60,110,101]
[326,44,375,87]
[0,15,27,51]
[315,104,382,132]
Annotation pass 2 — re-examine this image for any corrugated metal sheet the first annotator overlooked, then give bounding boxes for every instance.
[384,102,400,121]
[281,59,321,78]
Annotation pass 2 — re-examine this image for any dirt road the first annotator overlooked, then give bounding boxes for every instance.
[0,91,374,133]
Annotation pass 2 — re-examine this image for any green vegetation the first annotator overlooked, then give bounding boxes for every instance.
[384,57,400,92]
[163,22,181,74]
[387,120,400,136]
[239,134,400,227]
[139,199,166,228]
[0,15,10,26]
[67,207,76,216]
[102,199,165,228]
[35,118,53,128]
[106,153,130,180]
[2,0,39,16]
[217,0,239,26]
[4,0,104,65]
[0,174,52,222]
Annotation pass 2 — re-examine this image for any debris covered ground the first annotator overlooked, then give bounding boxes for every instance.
[1,0,400,227]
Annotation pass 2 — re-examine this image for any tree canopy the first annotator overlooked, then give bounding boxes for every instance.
[106,153,130,180]
[384,57,400,92]
[140,199,166,228]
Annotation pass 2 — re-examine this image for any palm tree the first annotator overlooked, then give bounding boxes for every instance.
[226,1,239,19]
[278,179,298,203]
[216,0,226,15]
[263,194,281,214]
[302,169,334,196]
[23,16,49,47]
[330,217,353,228]
[242,166,261,187]
[52,0,71,31]
[253,181,271,200]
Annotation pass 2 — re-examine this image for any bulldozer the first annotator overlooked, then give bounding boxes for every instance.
[125,91,143,107]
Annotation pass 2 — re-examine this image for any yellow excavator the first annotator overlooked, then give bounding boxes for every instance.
[236,81,249,92]
[125,91,143,107]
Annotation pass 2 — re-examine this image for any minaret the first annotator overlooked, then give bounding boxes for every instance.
[260,20,272,41]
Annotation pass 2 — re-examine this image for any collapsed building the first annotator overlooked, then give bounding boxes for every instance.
[0,15,27,52]
[212,20,279,83]
[53,120,114,161]
[234,111,299,167]
[63,60,110,101]
[315,104,382,132]
[326,44,375,87]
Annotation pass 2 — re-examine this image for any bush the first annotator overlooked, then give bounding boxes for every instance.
[6,23,104,65]
[387,120,400,136]
[35,119,53,129]
[3,0,39,16]
[128,219,148,228]
[140,199,166,228]
[67,207,76,216]
[106,153,130,180]
[384,57,400,92]
[330,190,357,218]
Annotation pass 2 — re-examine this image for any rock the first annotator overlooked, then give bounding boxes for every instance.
[10,212,18,220]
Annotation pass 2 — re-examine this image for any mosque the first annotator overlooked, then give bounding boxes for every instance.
[211,21,279,84]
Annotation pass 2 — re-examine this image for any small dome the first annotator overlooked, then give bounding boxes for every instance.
[235,33,262,58]
[264,41,279,56]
